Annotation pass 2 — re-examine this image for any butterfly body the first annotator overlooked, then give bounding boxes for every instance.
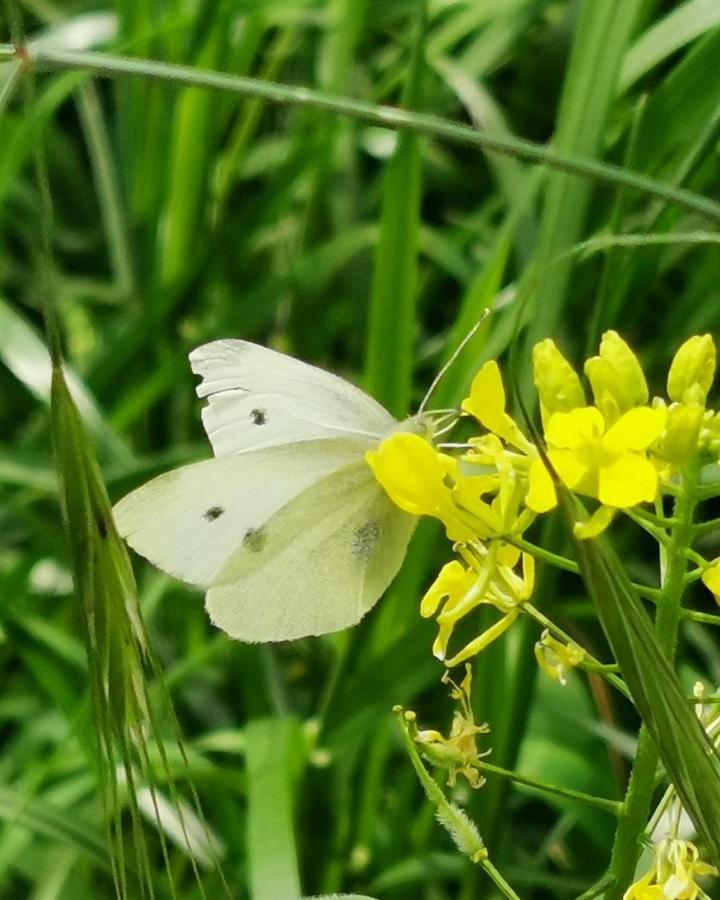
[114,340,425,641]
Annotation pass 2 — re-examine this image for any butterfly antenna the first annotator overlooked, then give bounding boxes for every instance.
[418,309,491,415]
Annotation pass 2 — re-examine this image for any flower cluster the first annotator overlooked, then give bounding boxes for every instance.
[367,331,720,671]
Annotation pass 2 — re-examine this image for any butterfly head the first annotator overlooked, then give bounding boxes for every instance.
[389,412,439,444]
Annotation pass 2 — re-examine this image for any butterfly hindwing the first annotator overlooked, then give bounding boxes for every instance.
[205,460,417,641]
[189,340,396,456]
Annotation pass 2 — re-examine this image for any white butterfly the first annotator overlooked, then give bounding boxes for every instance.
[113,340,429,642]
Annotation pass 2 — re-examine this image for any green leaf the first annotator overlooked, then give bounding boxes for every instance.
[246,718,305,900]
[564,490,720,866]
[364,0,427,417]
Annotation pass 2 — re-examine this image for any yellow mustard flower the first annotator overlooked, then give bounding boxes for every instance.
[429,547,534,667]
[534,629,586,686]
[408,666,491,789]
[624,837,718,900]
[527,404,667,535]
[366,433,476,542]
[454,437,537,539]
[584,330,649,425]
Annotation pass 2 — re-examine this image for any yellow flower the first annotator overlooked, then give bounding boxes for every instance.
[584,330,649,425]
[532,338,585,426]
[526,405,667,533]
[623,869,665,899]
[410,666,491,789]
[366,433,476,542]
[454,439,537,539]
[427,547,534,667]
[534,630,585,686]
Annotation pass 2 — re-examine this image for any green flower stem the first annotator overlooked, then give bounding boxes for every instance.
[681,548,707,568]
[627,507,678,529]
[2,43,720,224]
[692,516,720,536]
[474,760,621,815]
[574,873,616,900]
[394,711,520,900]
[682,569,703,585]
[511,537,661,600]
[624,509,671,543]
[607,464,700,898]
[680,609,720,627]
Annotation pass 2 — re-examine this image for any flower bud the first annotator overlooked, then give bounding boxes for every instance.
[584,331,648,424]
[532,339,585,425]
[667,334,716,405]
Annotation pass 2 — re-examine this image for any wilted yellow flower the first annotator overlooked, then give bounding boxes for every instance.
[409,666,491,789]
[624,837,717,900]
[534,629,586,686]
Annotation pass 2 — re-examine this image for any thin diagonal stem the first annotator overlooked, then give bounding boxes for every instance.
[0,44,718,223]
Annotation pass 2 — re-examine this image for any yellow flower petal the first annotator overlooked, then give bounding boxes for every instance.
[462,360,530,450]
[545,407,605,449]
[573,505,616,539]
[366,433,476,541]
[598,453,658,507]
[421,561,473,618]
[701,559,720,603]
[548,449,590,490]
[603,407,666,453]
[526,458,557,512]
[444,609,520,667]
[496,543,521,568]
[462,360,505,427]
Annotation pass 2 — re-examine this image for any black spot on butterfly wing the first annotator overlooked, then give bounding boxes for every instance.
[243,527,266,552]
[250,408,267,425]
[351,521,380,561]
[204,506,225,522]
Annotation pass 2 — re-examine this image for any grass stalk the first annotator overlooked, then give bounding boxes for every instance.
[0,45,716,224]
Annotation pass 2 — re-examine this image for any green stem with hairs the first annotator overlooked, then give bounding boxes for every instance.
[395,710,520,900]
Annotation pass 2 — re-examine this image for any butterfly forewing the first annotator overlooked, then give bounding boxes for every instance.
[113,439,371,587]
[190,340,396,456]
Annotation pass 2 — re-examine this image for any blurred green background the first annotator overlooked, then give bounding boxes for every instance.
[2,0,720,897]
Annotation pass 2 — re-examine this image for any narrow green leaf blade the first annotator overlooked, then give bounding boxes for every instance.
[565,492,720,865]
